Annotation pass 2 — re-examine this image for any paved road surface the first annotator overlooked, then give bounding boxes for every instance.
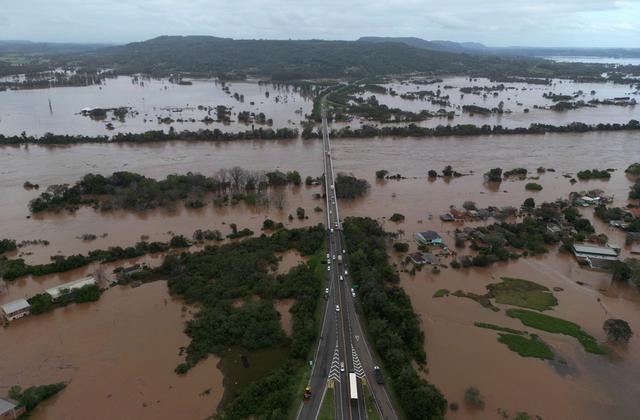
[296,101,399,420]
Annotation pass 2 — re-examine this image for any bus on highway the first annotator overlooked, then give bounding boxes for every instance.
[349,373,358,400]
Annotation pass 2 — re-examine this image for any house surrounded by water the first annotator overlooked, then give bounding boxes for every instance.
[1,299,31,322]
[45,275,97,302]
[416,231,443,246]
[572,243,620,269]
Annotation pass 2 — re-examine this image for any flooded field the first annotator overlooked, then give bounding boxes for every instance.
[0,77,312,136]
[2,75,638,139]
[0,281,223,420]
[352,76,639,128]
[1,131,640,418]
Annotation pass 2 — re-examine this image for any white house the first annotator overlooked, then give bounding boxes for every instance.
[1,299,31,322]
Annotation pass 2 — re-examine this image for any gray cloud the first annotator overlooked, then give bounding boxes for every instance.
[0,0,638,46]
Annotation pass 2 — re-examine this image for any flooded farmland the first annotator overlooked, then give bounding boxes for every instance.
[2,89,640,418]
[0,77,313,136]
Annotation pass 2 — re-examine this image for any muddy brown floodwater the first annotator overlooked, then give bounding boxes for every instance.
[351,76,640,129]
[1,130,640,419]
[0,77,312,136]
[0,281,223,420]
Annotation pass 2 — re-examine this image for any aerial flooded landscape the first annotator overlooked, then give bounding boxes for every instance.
[1,2,640,420]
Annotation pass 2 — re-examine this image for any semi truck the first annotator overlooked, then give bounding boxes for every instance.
[349,373,358,400]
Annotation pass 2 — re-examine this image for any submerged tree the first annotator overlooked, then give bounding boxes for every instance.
[603,319,633,344]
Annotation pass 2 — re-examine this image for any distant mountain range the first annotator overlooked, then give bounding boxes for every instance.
[1,36,637,81]
[358,37,640,58]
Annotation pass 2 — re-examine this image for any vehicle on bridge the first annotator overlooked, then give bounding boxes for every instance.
[349,373,358,400]
[373,366,385,384]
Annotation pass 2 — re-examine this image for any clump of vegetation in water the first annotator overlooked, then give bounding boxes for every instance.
[343,217,447,419]
[610,258,640,287]
[389,213,405,222]
[525,182,543,191]
[629,181,640,199]
[484,167,503,182]
[442,165,463,177]
[576,169,612,180]
[503,168,528,179]
[0,238,182,280]
[9,382,67,413]
[376,169,389,179]
[464,386,485,409]
[28,167,303,213]
[393,242,409,252]
[506,308,606,354]
[603,319,633,344]
[164,224,326,418]
[433,289,450,298]
[0,238,17,254]
[334,173,369,199]
[454,217,559,268]
[625,163,640,175]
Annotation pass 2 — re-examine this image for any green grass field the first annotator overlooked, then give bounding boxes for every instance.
[488,277,558,311]
[497,333,554,359]
[506,309,607,355]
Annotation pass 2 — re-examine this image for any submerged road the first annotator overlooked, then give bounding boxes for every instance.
[296,101,399,420]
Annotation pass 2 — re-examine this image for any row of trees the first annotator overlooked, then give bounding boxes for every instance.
[302,120,640,140]
[0,127,298,145]
[0,239,170,280]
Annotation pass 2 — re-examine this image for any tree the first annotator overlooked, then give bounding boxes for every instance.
[603,319,633,343]
[464,386,485,409]
[262,219,275,230]
[525,182,543,191]
[0,238,17,254]
[484,168,502,182]
[523,197,535,209]
[389,213,405,222]
[229,166,246,190]
[630,181,640,200]
[376,169,389,179]
[442,165,454,177]
[296,207,306,219]
[611,261,632,282]
[427,170,438,178]
[286,170,301,186]
[393,242,409,252]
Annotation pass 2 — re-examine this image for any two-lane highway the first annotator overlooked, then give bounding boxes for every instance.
[297,100,399,420]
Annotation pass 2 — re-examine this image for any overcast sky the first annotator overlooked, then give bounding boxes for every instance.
[1,0,638,47]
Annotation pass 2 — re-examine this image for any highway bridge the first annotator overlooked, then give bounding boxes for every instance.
[296,101,399,420]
